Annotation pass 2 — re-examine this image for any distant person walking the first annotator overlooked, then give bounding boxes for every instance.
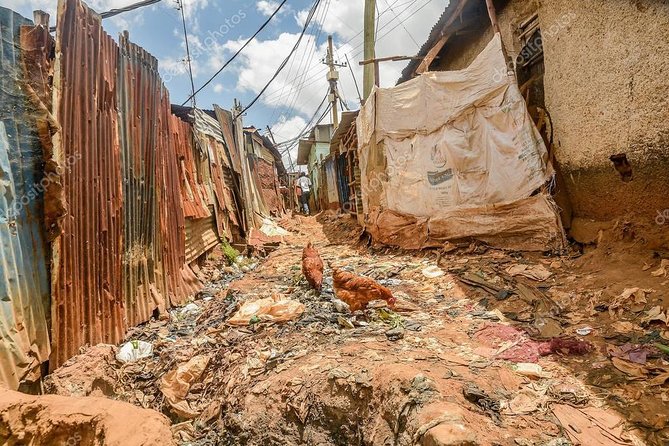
[296,172,312,215]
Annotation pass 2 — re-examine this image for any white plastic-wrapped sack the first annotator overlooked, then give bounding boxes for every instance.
[116,340,153,363]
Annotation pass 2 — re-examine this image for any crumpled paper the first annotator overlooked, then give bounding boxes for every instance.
[228,294,305,326]
[160,355,211,419]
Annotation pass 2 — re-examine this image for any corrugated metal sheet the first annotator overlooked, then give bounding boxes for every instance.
[174,117,210,219]
[0,7,51,390]
[214,106,242,175]
[118,31,164,326]
[157,101,201,306]
[50,0,125,369]
[254,157,284,215]
[185,215,218,263]
[192,109,243,242]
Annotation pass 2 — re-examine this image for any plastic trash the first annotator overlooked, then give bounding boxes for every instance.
[160,355,211,419]
[512,363,549,379]
[181,303,200,315]
[259,218,290,237]
[422,265,444,278]
[116,340,153,363]
[228,294,305,326]
[576,326,594,336]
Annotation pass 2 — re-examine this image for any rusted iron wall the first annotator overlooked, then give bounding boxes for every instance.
[175,120,210,220]
[117,31,164,326]
[51,0,125,368]
[0,8,51,390]
[157,103,201,306]
[254,157,284,216]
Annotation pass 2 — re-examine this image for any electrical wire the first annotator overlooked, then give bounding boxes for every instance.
[261,0,409,105]
[176,0,197,107]
[261,0,424,106]
[268,0,330,126]
[50,0,163,31]
[234,0,323,118]
[181,0,289,105]
[282,0,331,121]
[382,0,419,47]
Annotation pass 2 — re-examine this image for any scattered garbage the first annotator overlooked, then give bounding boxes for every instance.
[575,326,594,336]
[385,327,404,341]
[259,218,290,237]
[512,363,548,379]
[337,316,355,329]
[651,259,669,277]
[180,303,201,316]
[506,264,552,281]
[421,265,444,278]
[463,384,501,424]
[331,298,350,313]
[116,340,153,363]
[552,404,632,446]
[645,306,669,326]
[608,343,657,364]
[160,355,211,419]
[228,294,305,326]
[609,287,653,317]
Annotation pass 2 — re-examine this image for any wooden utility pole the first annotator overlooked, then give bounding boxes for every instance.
[325,35,340,128]
[363,0,376,101]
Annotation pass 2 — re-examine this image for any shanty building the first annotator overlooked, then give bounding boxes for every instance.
[399,0,669,248]
[297,123,334,213]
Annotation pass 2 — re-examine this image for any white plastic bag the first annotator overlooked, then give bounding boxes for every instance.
[116,340,153,363]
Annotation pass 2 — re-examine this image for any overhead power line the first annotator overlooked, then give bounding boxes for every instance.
[261,0,426,106]
[181,0,289,105]
[49,0,163,31]
[176,0,197,107]
[235,0,323,118]
[102,0,163,18]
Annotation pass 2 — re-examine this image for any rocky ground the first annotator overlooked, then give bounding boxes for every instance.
[4,212,668,446]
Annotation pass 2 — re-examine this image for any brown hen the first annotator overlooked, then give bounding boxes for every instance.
[332,268,396,312]
[302,242,324,292]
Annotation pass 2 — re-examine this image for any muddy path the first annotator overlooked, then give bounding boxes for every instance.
[43,213,668,445]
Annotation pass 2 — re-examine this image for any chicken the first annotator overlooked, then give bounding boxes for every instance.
[302,242,324,292]
[332,267,396,312]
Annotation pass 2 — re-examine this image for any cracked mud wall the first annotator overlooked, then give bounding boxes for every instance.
[432,0,669,247]
[540,0,669,246]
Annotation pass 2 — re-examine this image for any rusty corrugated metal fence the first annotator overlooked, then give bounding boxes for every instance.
[0,7,51,389]
[51,0,126,368]
[0,0,286,386]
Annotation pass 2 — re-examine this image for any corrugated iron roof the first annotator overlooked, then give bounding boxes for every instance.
[330,111,359,150]
[397,0,460,84]
[0,7,51,389]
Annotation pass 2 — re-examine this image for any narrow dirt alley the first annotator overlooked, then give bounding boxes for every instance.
[35,213,669,446]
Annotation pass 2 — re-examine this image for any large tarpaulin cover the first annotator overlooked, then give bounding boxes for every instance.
[357,34,565,251]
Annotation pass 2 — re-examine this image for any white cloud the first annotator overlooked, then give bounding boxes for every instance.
[256,0,281,17]
[213,83,224,93]
[270,115,308,169]
[217,0,444,124]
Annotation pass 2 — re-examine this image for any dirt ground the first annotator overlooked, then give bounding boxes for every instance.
[20,212,669,446]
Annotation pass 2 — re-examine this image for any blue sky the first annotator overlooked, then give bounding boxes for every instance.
[6,0,446,165]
